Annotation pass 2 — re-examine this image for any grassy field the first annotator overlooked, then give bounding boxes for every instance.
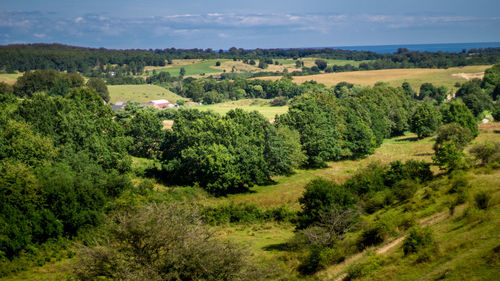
[146,59,225,77]
[299,57,374,68]
[195,99,289,121]
[0,73,22,85]
[256,65,492,92]
[108,84,189,103]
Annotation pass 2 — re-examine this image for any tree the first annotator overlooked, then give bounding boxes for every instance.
[276,93,342,167]
[410,103,441,139]
[0,82,13,94]
[456,80,493,117]
[297,178,357,229]
[125,108,164,158]
[441,100,478,137]
[86,78,110,103]
[161,109,291,195]
[179,67,186,77]
[432,123,473,171]
[314,59,328,71]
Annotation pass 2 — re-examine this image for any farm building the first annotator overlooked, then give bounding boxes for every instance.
[111,101,126,111]
[147,99,170,109]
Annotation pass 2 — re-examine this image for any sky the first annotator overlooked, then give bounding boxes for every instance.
[1,0,500,49]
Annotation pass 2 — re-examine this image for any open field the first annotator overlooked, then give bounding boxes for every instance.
[196,99,289,121]
[0,73,22,85]
[299,57,374,68]
[146,59,224,77]
[256,65,492,91]
[108,84,188,103]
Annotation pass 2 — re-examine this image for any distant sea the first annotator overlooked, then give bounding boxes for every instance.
[312,42,500,54]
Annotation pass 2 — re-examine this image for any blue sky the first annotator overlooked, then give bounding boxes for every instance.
[1,0,499,49]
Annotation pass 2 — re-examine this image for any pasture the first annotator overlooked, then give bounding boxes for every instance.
[196,99,289,121]
[256,65,491,91]
[145,59,225,77]
[108,84,188,103]
[0,73,22,85]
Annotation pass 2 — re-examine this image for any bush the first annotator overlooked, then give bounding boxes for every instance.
[469,141,500,165]
[358,221,391,249]
[402,226,434,255]
[297,178,356,229]
[271,96,287,106]
[474,191,492,210]
[73,204,271,281]
[345,255,384,281]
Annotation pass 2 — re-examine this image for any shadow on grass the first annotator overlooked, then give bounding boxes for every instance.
[414,152,434,156]
[263,242,295,252]
[394,136,420,142]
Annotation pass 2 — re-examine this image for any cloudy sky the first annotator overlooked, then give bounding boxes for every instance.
[1,0,499,49]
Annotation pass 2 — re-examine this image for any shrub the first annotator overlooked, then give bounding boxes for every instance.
[297,178,356,229]
[474,191,492,210]
[358,221,391,249]
[469,141,500,165]
[73,204,271,281]
[271,96,287,106]
[345,255,384,281]
[402,226,434,255]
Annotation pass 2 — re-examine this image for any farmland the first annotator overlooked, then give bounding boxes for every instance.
[0,73,22,85]
[108,84,188,103]
[145,59,225,76]
[256,65,491,91]
[197,99,288,121]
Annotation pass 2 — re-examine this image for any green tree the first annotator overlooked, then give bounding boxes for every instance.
[314,59,328,71]
[297,178,357,229]
[276,93,342,167]
[441,100,478,137]
[125,108,164,158]
[410,103,441,139]
[179,67,186,77]
[86,78,110,103]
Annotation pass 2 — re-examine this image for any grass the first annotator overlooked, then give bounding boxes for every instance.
[108,84,189,103]
[0,73,22,85]
[256,65,492,92]
[195,99,289,121]
[299,58,375,67]
[146,59,224,77]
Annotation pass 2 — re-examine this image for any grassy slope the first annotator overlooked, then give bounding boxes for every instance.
[108,84,189,103]
[256,65,491,92]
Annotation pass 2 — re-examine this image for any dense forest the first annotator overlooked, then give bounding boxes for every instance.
[1,44,500,76]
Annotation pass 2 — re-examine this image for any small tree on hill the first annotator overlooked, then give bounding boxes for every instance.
[410,103,441,139]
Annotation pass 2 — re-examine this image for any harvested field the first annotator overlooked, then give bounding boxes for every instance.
[256,65,492,91]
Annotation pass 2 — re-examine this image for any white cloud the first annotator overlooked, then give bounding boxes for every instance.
[75,17,84,23]
[33,33,46,38]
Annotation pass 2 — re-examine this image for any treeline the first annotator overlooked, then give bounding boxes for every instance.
[2,44,500,76]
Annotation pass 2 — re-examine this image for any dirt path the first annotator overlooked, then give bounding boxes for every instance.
[323,208,454,281]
